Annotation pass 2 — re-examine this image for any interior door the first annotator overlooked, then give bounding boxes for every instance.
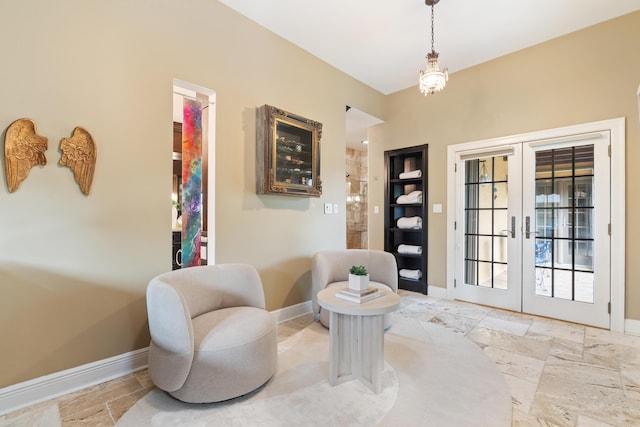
[521,134,610,328]
[453,145,521,312]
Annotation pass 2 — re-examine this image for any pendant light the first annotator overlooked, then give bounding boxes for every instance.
[419,0,448,95]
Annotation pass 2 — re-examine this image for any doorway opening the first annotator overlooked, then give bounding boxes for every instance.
[172,79,216,269]
[345,106,383,249]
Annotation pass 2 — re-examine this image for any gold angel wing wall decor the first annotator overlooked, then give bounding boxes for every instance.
[4,118,49,192]
[59,127,97,195]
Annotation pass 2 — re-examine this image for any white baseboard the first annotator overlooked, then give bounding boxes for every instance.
[0,347,149,416]
[428,285,448,299]
[271,300,313,324]
[625,318,640,336]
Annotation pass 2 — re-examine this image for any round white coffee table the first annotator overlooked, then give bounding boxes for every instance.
[317,286,400,393]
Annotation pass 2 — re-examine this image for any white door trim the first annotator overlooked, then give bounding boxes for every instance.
[447,118,625,332]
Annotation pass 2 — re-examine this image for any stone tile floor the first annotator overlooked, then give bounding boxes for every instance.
[2,290,639,426]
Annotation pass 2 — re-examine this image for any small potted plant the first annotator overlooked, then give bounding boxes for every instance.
[348,265,369,291]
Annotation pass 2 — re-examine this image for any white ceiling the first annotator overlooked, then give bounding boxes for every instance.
[220,0,640,95]
[219,0,640,150]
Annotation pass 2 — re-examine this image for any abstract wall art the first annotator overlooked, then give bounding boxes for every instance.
[181,98,203,268]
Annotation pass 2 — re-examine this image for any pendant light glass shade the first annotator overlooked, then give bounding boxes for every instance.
[419,51,448,95]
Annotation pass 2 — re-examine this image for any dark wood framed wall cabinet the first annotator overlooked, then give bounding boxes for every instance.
[384,144,428,294]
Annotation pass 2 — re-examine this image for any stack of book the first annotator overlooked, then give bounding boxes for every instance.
[335,287,385,304]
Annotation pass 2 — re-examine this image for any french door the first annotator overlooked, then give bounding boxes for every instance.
[521,135,610,327]
[454,145,522,312]
[452,132,611,328]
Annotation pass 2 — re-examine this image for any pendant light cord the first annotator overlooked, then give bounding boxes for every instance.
[430,5,435,53]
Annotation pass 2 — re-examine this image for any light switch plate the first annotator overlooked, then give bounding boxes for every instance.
[324,203,333,214]
[433,203,443,213]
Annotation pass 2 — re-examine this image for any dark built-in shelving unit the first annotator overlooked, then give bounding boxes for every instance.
[384,144,428,294]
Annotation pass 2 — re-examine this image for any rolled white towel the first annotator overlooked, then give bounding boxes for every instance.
[399,170,422,179]
[397,216,422,229]
[399,269,422,280]
[398,244,422,255]
[396,190,422,204]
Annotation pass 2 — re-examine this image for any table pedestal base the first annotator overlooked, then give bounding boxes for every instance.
[329,311,384,393]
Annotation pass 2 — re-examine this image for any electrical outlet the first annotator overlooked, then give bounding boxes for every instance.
[333,204,339,214]
[324,203,333,214]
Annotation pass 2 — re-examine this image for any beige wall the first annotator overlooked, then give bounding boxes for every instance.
[370,11,640,319]
[0,0,386,388]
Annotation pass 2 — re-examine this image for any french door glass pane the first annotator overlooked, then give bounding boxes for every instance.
[465,210,477,234]
[493,210,508,236]
[493,183,508,209]
[477,262,492,288]
[465,259,476,285]
[493,156,508,181]
[478,185,493,209]
[534,145,594,302]
[493,236,508,263]
[465,235,477,256]
[478,236,492,262]
[478,210,493,235]
[575,270,595,303]
[552,269,573,300]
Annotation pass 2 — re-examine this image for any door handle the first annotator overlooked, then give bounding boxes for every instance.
[502,216,516,238]
[525,216,533,239]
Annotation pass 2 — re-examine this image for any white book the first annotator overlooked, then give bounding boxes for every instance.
[336,289,385,304]
[340,287,377,297]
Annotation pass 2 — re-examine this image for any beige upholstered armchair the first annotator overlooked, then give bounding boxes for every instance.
[312,249,398,328]
[146,264,277,403]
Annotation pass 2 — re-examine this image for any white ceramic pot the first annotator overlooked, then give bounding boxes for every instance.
[348,273,370,291]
